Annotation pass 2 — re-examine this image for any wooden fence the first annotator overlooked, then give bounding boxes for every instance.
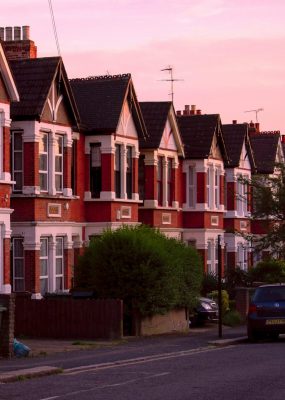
[15,294,123,340]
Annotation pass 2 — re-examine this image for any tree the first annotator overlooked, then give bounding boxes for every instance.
[239,163,285,258]
[75,225,203,317]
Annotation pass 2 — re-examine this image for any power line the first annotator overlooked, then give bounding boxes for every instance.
[48,0,61,57]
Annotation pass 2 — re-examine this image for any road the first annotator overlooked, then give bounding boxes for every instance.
[1,334,285,400]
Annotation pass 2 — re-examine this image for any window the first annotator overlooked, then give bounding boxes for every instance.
[237,175,248,216]
[138,155,145,201]
[90,143,101,198]
[188,166,195,207]
[167,158,173,206]
[115,144,122,198]
[11,131,23,193]
[12,238,24,292]
[237,243,248,271]
[55,135,63,192]
[126,146,133,199]
[157,156,163,206]
[206,168,211,208]
[40,238,49,295]
[207,240,212,274]
[207,240,218,274]
[39,133,48,192]
[55,237,64,291]
[215,169,220,208]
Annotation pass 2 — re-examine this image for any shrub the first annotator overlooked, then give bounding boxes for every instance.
[201,273,219,296]
[249,259,285,284]
[222,310,242,327]
[224,267,251,298]
[76,225,203,317]
[208,290,229,316]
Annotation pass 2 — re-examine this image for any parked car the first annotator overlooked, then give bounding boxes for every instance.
[247,283,285,341]
[190,297,219,326]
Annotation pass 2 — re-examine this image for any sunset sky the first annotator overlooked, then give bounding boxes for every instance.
[2,0,285,131]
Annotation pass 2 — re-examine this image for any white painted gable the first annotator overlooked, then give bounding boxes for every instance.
[116,101,138,138]
[209,133,222,160]
[159,119,177,151]
[239,142,251,170]
[275,140,284,163]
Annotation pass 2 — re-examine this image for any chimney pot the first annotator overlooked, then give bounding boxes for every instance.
[232,120,237,124]
[190,104,196,115]
[183,110,188,116]
[255,123,260,132]
[14,26,21,41]
[5,27,13,41]
[22,26,30,40]
[185,105,190,111]
[197,109,202,115]
[176,110,182,116]
[0,27,4,41]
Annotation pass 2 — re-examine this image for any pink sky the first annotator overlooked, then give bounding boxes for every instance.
[2,0,285,131]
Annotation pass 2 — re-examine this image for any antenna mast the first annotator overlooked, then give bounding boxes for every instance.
[48,0,61,57]
[160,66,183,103]
[244,108,264,123]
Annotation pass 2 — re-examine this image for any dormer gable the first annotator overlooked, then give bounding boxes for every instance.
[0,42,19,103]
[209,130,223,160]
[116,99,138,138]
[239,141,251,170]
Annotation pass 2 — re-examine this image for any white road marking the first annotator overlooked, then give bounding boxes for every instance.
[64,345,233,376]
[40,397,59,400]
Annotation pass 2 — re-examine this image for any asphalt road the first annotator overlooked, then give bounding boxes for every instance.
[1,335,285,400]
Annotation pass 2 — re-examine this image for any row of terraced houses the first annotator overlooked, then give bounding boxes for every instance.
[0,26,283,299]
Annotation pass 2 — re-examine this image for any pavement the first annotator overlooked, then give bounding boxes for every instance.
[0,324,247,384]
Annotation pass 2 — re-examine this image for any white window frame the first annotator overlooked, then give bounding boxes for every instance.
[237,243,248,271]
[40,237,49,294]
[12,237,25,292]
[188,166,195,208]
[207,240,218,274]
[11,131,24,193]
[237,175,248,216]
[55,237,64,292]
[206,168,211,208]
[214,168,220,209]
[55,134,64,193]
[39,133,49,192]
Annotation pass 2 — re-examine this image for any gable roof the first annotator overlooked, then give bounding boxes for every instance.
[177,114,228,161]
[0,41,19,102]
[139,101,184,156]
[9,57,80,124]
[250,132,280,174]
[222,123,256,170]
[70,74,147,140]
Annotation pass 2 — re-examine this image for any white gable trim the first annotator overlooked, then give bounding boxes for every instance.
[0,43,19,102]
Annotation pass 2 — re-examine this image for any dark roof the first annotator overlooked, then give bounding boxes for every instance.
[10,57,60,119]
[70,74,130,133]
[177,114,228,160]
[250,133,280,174]
[139,102,171,148]
[223,123,255,169]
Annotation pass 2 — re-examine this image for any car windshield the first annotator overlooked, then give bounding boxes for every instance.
[253,286,285,302]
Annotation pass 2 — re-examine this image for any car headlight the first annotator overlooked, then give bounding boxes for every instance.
[200,302,212,310]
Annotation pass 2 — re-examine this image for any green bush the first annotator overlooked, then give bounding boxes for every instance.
[224,267,251,298]
[249,259,285,284]
[208,290,229,316]
[201,273,219,296]
[76,225,203,317]
[222,310,242,327]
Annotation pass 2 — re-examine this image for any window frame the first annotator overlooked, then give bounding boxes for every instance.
[55,134,64,193]
[167,158,173,206]
[157,156,163,206]
[11,130,24,193]
[126,146,133,200]
[12,237,25,292]
[115,144,122,199]
[90,143,102,199]
[188,166,195,208]
[39,133,49,192]
[40,237,49,295]
[55,237,64,292]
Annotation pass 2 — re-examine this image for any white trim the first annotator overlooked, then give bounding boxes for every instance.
[0,43,19,101]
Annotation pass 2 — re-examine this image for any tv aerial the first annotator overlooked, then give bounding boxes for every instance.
[160,66,183,103]
[244,108,264,123]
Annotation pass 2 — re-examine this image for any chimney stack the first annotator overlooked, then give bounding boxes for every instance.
[14,26,21,41]
[5,27,13,41]
[0,27,4,41]
[176,110,182,116]
[232,120,237,124]
[196,109,202,115]
[1,26,37,60]
[255,123,260,133]
[190,105,196,115]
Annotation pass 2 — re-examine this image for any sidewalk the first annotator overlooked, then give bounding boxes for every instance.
[0,324,247,383]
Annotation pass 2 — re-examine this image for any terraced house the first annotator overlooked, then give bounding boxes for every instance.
[0,25,282,297]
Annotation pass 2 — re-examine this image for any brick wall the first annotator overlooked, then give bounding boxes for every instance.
[0,294,15,358]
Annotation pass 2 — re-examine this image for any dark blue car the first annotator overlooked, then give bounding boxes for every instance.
[247,284,285,341]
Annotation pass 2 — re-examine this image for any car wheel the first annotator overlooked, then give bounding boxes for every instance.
[247,326,259,342]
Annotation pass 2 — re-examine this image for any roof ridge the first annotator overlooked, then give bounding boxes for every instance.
[70,73,131,82]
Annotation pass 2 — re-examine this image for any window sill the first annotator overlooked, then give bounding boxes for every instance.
[11,193,78,200]
[85,198,143,204]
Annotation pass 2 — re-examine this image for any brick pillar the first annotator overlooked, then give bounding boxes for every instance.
[0,294,15,358]
[64,248,73,290]
[64,146,72,189]
[227,181,236,210]
[25,250,40,294]
[24,142,39,187]
[3,126,10,173]
[84,153,90,192]
[197,172,206,203]
[101,153,114,192]
[3,238,10,286]
[145,165,157,200]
